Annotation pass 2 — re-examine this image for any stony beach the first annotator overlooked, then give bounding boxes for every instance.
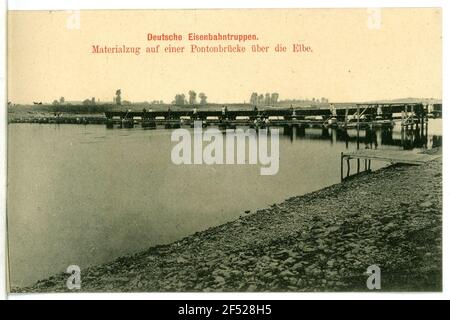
[16,152,442,293]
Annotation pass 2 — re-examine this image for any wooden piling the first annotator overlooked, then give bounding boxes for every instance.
[346,157,350,178]
[344,107,348,129]
[420,104,425,140]
[356,105,360,150]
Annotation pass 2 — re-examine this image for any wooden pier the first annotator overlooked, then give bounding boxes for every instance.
[340,149,441,181]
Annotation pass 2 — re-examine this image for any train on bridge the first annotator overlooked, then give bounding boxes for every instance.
[104,102,432,130]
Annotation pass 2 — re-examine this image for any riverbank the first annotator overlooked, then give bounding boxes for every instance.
[15,152,442,293]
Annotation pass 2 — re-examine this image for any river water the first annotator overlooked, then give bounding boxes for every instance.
[7,119,442,287]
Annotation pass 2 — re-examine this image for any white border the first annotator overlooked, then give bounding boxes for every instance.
[1,0,448,300]
[0,0,6,302]
[5,0,447,10]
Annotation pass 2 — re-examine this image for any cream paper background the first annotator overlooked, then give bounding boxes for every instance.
[8,9,441,105]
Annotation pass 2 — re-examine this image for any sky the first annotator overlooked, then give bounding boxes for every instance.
[8,8,442,104]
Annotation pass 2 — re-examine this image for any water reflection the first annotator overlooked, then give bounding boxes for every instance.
[279,120,441,151]
[108,117,442,151]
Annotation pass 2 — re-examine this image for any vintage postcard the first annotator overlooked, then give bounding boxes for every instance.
[6,8,442,293]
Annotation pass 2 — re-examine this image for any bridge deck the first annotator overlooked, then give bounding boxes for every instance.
[342,149,440,165]
[105,103,427,119]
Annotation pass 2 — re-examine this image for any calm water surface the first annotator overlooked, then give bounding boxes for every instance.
[7,120,442,287]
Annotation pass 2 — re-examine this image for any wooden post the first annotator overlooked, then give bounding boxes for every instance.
[346,157,350,178]
[357,159,360,174]
[357,105,360,150]
[340,152,344,182]
[420,104,425,143]
[401,125,404,147]
[344,107,348,129]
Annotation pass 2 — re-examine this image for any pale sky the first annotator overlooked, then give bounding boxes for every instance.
[8,8,442,104]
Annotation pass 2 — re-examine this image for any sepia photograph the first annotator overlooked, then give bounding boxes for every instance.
[3,5,444,298]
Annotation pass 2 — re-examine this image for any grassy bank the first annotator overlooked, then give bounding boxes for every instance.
[15,153,442,293]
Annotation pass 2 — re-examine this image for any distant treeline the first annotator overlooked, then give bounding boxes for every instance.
[9,104,116,114]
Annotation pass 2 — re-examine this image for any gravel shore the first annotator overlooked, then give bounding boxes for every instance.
[16,153,442,293]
